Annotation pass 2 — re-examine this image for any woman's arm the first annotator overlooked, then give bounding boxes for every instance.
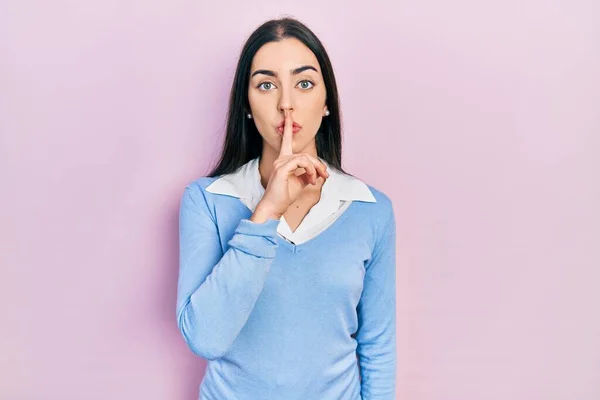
[356,206,397,399]
[176,183,279,361]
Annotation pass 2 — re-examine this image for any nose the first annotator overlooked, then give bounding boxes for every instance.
[277,85,294,113]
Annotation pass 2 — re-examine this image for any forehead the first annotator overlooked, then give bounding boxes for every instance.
[251,38,319,72]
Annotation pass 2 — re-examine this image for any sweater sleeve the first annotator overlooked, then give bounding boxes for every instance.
[176,184,280,361]
[356,207,397,399]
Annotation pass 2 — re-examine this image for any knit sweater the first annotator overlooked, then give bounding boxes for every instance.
[177,176,397,400]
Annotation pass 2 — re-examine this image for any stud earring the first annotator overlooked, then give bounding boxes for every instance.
[324,110,330,116]
[246,113,252,119]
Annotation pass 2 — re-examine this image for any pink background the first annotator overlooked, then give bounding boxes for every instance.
[1,1,599,399]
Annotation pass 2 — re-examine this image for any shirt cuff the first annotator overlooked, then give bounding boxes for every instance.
[227,218,280,259]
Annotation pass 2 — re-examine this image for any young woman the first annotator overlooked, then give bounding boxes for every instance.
[177,17,397,400]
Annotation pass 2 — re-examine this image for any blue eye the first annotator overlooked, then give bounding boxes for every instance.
[257,82,275,91]
[298,80,314,90]
[256,80,314,91]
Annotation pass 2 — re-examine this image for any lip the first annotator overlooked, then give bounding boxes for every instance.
[276,121,302,135]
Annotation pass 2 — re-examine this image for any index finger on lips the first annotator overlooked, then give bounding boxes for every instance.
[279,110,294,157]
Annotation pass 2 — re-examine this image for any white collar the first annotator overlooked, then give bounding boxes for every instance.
[205,157,376,210]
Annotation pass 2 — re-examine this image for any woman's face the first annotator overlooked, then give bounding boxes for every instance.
[248,38,328,156]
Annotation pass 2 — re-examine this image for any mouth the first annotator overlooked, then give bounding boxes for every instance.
[276,121,302,135]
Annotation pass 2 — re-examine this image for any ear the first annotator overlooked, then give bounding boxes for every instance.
[323,105,328,114]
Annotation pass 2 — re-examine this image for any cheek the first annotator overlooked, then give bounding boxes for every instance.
[247,93,275,141]
[300,87,326,107]
[247,90,260,112]
[299,92,326,128]
[248,92,278,121]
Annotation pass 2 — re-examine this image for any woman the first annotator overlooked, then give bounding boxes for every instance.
[177,17,396,400]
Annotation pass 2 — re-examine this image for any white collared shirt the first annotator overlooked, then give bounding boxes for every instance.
[205,157,376,245]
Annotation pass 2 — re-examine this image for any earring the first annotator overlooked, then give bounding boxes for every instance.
[324,110,330,116]
[246,113,252,119]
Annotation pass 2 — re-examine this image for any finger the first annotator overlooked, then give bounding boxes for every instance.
[274,156,311,181]
[293,156,317,183]
[302,154,330,180]
[293,168,307,177]
[279,155,317,183]
[279,110,294,157]
[300,173,316,186]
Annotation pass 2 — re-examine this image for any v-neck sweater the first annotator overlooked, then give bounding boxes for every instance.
[177,176,397,400]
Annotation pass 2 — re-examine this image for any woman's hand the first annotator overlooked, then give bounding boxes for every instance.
[251,110,329,223]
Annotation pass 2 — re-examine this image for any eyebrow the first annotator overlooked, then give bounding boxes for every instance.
[250,65,318,78]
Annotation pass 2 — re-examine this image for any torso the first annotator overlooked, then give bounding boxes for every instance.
[283,179,324,232]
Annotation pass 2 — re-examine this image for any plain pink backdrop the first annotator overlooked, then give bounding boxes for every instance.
[1,1,599,399]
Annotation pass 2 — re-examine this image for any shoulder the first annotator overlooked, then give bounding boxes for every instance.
[366,184,394,213]
[359,184,396,259]
[356,180,395,225]
[185,176,219,192]
[179,176,221,211]
[185,176,220,193]
[336,171,396,246]
[182,176,220,199]
[365,183,396,238]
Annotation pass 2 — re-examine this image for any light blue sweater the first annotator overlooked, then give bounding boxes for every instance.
[177,176,397,400]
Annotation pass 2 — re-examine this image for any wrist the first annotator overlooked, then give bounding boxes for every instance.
[251,202,283,223]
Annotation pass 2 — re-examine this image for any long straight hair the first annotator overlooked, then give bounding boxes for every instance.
[207,17,345,177]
